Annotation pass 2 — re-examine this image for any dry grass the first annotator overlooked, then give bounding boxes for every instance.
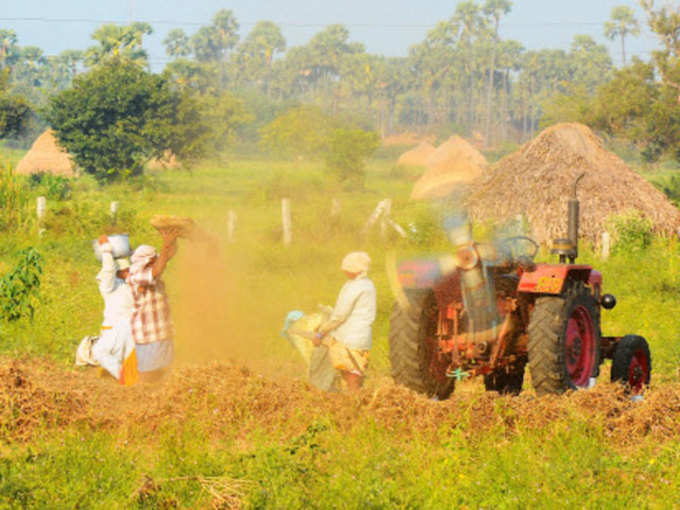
[467,123,680,242]
[2,357,679,452]
[15,129,75,177]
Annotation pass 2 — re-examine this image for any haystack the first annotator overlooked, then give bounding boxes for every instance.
[15,130,75,177]
[466,123,680,243]
[397,141,436,168]
[148,150,181,170]
[410,136,488,200]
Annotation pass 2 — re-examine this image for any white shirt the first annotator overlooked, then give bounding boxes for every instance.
[329,275,376,351]
[96,243,134,328]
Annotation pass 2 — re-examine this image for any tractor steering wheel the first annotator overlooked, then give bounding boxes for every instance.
[500,236,539,261]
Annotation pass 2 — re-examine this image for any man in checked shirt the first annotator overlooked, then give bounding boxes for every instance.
[127,228,180,379]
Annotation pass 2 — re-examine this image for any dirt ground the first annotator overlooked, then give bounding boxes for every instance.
[2,357,679,449]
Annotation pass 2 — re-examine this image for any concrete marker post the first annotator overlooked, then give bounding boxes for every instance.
[282,198,292,245]
[36,196,46,237]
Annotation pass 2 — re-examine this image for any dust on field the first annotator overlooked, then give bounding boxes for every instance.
[2,357,678,451]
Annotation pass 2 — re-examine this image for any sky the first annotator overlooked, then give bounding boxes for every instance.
[1,0,660,70]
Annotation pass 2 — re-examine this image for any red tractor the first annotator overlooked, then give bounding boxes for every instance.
[389,176,651,397]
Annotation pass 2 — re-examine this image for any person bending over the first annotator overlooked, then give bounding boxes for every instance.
[314,251,376,391]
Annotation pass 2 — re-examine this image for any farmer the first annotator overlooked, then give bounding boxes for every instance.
[313,251,377,391]
[127,228,180,379]
[91,235,136,382]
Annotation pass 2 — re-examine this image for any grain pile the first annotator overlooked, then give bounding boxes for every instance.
[411,136,489,200]
[466,123,680,243]
[396,141,436,167]
[3,356,679,450]
[15,129,75,177]
[148,150,181,170]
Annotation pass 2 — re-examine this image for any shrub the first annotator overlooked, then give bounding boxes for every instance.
[0,159,29,231]
[0,247,43,321]
[27,172,71,201]
[259,106,334,158]
[325,128,380,185]
[609,210,654,253]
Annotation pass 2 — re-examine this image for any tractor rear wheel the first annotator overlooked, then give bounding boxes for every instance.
[483,366,525,395]
[527,283,600,395]
[389,290,455,399]
[610,335,651,394]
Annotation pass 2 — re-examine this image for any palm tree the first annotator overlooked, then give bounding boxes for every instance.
[604,6,640,66]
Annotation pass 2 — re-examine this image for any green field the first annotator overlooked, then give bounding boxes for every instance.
[1,149,679,509]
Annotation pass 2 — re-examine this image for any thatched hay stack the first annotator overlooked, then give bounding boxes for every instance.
[411,136,488,200]
[15,130,75,177]
[466,123,680,243]
[148,150,181,171]
[397,141,436,168]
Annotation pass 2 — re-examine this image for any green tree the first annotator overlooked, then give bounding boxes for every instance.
[233,21,286,93]
[325,128,380,184]
[260,106,335,157]
[163,28,191,58]
[483,0,512,143]
[0,95,31,139]
[45,60,184,181]
[84,22,153,68]
[191,9,239,62]
[604,6,640,66]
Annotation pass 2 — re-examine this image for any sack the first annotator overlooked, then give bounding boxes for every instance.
[308,344,339,392]
[75,336,99,366]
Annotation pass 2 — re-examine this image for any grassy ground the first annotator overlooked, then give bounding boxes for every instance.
[0,149,679,508]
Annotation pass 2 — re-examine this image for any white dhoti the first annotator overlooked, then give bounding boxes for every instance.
[92,320,135,380]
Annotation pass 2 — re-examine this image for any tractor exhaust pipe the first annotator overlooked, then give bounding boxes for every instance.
[567,174,585,263]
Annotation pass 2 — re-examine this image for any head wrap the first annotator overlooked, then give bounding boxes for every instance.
[130,245,157,274]
[115,257,131,271]
[341,252,371,276]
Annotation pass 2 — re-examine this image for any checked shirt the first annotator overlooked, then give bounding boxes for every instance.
[127,268,173,345]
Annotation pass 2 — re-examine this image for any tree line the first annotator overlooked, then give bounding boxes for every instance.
[1,1,679,179]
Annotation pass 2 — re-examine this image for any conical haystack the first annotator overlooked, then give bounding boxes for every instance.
[397,141,436,167]
[148,150,181,171]
[15,130,75,177]
[466,123,680,243]
[411,136,488,200]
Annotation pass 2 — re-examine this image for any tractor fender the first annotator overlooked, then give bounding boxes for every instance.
[518,264,598,295]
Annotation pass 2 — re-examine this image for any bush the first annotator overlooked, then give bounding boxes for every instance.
[0,247,42,321]
[45,60,186,182]
[27,172,71,201]
[325,128,380,185]
[609,211,654,253]
[259,106,334,158]
[0,159,29,231]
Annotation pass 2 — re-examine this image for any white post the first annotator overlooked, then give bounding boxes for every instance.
[37,196,46,237]
[282,198,292,245]
[362,199,389,234]
[601,232,611,259]
[380,199,393,238]
[227,210,237,243]
[330,198,341,218]
[387,218,407,238]
[110,201,119,224]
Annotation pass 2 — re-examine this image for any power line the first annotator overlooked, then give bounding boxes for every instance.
[0,16,658,30]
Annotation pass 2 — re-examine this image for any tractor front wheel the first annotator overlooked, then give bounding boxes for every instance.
[528,283,600,395]
[389,291,455,400]
[610,335,651,394]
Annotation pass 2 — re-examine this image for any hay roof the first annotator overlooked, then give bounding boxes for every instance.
[397,141,436,168]
[411,136,488,200]
[466,123,680,243]
[15,130,75,177]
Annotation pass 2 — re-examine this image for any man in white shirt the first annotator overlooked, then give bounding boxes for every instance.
[91,235,135,381]
[314,251,377,391]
